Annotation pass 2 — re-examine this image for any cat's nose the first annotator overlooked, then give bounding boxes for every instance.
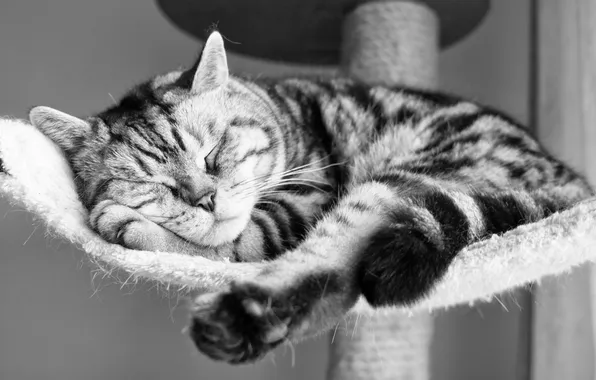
[178,181,216,212]
[194,191,216,212]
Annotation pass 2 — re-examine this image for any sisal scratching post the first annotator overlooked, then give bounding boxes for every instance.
[340,2,438,88]
[327,3,437,379]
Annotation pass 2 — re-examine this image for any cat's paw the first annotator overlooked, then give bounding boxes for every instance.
[90,200,228,257]
[90,200,163,251]
[188,271,347,363]
[189,282,296,364]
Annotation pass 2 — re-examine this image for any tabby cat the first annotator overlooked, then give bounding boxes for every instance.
[29,32,593,364]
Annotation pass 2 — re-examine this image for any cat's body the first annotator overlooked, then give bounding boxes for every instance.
[30,32,593,364]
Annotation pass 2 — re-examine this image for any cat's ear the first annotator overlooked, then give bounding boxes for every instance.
[190,31,229,93]
[29,106,90,152]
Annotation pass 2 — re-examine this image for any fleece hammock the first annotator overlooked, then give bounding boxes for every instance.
[1,116,596,313]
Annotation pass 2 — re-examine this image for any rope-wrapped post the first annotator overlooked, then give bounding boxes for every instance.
[328,2,438,379]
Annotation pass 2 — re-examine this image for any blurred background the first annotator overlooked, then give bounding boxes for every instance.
[0,0,530,379]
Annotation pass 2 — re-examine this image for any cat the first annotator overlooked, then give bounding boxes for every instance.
[29,31,593,364]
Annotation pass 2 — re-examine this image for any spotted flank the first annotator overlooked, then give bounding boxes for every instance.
[29,31,594,364]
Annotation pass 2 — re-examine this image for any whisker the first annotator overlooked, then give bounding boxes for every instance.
[254,180,328,192]
[282,161,346,178]
[232,156,343,189]
[274,178,331,186]
[239,190,286,200]
[234,176,334,200]
[252,177,332,192]
[230,156,345,201]
[274,154,333,176]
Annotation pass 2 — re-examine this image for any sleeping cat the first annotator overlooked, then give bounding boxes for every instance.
[29,31,593,364]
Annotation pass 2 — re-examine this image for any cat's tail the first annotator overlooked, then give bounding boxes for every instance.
[357,180,592,307]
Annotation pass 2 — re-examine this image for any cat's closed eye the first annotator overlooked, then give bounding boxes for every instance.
[204,145,218,174]
[167,185,181,198]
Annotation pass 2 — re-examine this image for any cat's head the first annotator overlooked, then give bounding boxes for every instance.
[29,32,285,246]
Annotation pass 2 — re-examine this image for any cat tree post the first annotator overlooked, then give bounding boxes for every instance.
[328,2,490,378]
[329,3,438,379]
[157,0,489,378]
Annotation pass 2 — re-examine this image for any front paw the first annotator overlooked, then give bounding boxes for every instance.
[90,200,158,251]
[189,282,294,364]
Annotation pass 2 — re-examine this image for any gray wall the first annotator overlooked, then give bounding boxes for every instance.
[0,1,529,379]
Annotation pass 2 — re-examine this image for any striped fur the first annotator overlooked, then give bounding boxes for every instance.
[29,32,594,363]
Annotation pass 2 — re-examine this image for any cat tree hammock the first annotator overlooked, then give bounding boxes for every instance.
[1,0,596,378]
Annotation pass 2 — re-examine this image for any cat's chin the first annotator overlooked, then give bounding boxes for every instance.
[200,214,250,247]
